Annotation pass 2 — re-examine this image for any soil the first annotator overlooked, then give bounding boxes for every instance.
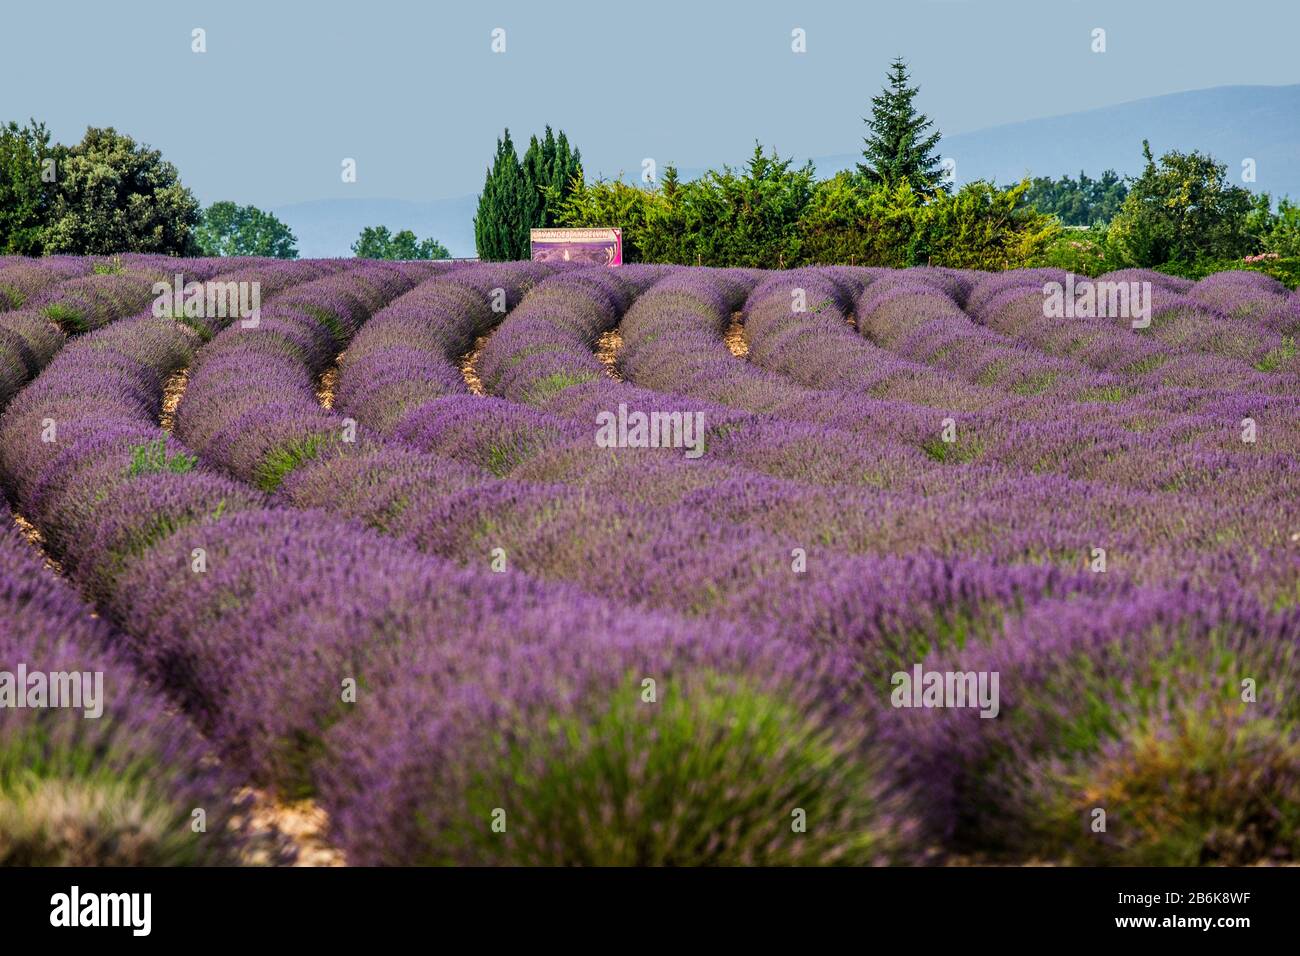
[595,328,624,380]
[317,351,345,409]
[159,368,189,433]
[724,311,748,358]
[460,333,493,395]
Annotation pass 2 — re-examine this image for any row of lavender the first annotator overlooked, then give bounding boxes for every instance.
[166,260,1300,862]
[0,256,359,863]
[392,262,1300,862]
[0,254,311,414]
[0,496,252,863]
[2,257,905,865]
[2,254,1298,864]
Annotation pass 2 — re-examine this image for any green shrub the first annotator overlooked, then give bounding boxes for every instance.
[918,180,1061,270]
[561,145,815,268]
[798,174,920,267]
[1036,226,1117,276]
[1152,256,1300,290]
[439,673,912,865]
[1026,707,1300,866]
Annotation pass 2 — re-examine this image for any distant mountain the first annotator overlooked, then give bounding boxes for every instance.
[810,84,1300,197]
[271,196,480,259]
[273,85,1300,258]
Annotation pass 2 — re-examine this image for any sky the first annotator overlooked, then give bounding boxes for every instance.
[3,0,1299,207]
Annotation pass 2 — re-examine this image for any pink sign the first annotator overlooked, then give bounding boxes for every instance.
[530,227,623,266]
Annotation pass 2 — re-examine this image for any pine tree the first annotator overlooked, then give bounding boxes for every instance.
[857,58,947,195]
[661,163,680,203]
[474,129,528,260]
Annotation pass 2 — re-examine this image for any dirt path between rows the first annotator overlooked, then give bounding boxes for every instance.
[159,368,189,433]
[239,788,346,867]
[724,311,748,358]
[11,510,64,576]
[317,351,345,409]
[595,328,624,381]
[460,333,493,396]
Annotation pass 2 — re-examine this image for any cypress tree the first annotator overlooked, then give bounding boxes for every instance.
[520,131,549,236]
[539,126,558,198]
[857,58,947,195]
[548,130,582,223]
[477,127,585,259]
[474,129,528,260]
[527,127,583,228]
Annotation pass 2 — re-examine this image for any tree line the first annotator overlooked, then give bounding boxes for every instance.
[1037,144,1300,284]
[474,58,1300,284]
[4,58,1299,283]
[0,124,447,260]
[475,60,1059,270]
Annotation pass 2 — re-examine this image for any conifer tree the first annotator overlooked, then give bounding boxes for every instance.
[474,129,528,260]
[661,163,681,203]
[480,127,584,259]
[520,131,550,237]
[546,130,582,221]
[857,58,947,195]
[522,126,583,230]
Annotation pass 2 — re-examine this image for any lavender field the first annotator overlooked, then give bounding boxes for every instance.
[1,253,1298,866]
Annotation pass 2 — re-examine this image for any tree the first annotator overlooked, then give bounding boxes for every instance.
[351,225,449,260]
[474,129,529,261]
[557,172,663,263]
[1261,198,1300,257]
[519,132,550,236]
[558,143,814,267]
[683,143,816,267]
[195,201,298,258]
[1024,170,1128,226]
[918,180,1060,270]
[479,127,583,261]
[531,127,582,226]
[1108,140,1256,267]
[798,173,921,267]
[661,163,681,203]
[857,58,947,195]
[798,174,1057,269]
[0,119,60,255]
[41,127,201,255]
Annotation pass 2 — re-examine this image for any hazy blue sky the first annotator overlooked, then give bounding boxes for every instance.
[3,0,1298,206]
